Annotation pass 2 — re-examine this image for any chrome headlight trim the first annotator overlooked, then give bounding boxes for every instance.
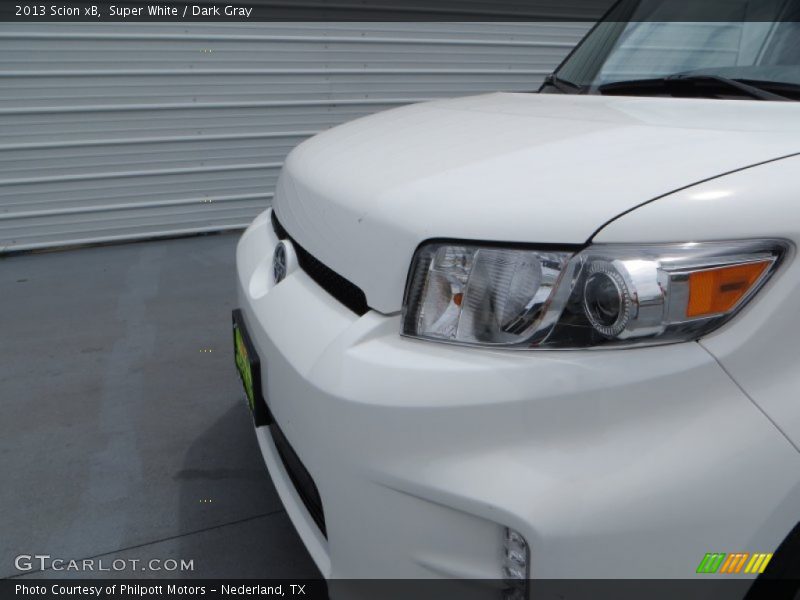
[402,239,789,350]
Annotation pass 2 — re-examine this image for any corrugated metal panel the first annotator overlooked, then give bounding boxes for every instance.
[0,22,591,252]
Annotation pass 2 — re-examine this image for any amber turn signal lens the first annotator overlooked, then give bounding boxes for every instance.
[686,260,772,318]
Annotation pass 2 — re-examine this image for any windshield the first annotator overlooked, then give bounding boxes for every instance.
[552,0,800,98]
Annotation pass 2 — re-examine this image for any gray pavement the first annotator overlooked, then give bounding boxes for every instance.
[0,234,319,579]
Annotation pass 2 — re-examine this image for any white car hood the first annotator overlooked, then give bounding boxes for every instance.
[274,92,800,314]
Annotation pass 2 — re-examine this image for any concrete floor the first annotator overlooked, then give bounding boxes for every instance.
[0,233,320,579]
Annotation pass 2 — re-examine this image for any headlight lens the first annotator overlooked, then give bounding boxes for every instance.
[402,240,786,349]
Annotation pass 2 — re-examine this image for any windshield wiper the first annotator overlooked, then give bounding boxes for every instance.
[598,74,791,101]
[540,74,584,94]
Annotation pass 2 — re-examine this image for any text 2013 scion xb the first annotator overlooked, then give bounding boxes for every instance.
[233,1,800,589]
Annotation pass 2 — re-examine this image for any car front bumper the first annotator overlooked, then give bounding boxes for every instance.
[235,209,800,581]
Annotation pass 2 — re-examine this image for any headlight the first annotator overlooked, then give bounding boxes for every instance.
[402,240,787,349]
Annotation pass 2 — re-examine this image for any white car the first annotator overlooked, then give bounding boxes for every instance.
[233,3,800,592]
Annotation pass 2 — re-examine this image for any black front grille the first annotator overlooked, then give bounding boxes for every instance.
[271,209,290,239]
[271,210,369,316]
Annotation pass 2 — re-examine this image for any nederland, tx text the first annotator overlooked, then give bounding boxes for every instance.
[14,584,304,596]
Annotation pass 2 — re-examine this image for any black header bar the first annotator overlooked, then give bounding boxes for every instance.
[3,1,800,23]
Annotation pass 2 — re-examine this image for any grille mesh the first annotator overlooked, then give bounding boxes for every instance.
[271,210,369,316]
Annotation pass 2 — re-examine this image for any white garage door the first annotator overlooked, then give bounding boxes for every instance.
[0,21,591,252]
